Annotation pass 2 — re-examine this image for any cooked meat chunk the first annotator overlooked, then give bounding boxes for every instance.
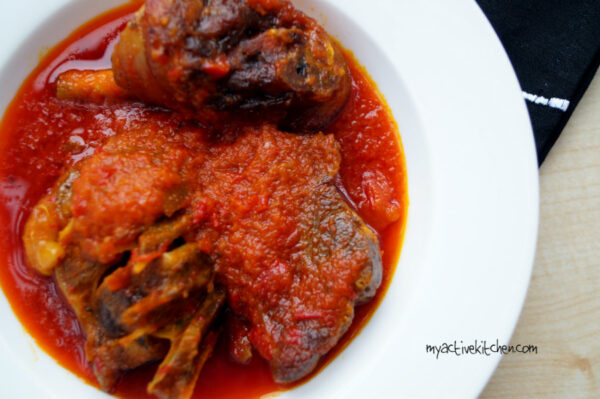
[54,243,169,391]
[69,125,195,264]
[95,242,213,339]
[23,120,381,395]
[23,170,79,275]
[23,129,224,397]
[54,225,220,393]
[149,289,225,399]
[56,69,130,103]
[58,0,351,132]
[190,125,382,382]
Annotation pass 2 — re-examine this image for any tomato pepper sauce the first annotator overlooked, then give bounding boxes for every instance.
[0,2,407,398]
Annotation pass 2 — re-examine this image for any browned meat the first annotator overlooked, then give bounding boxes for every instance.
[190,126,382,382]
[57,0,351,132]
[55,242,170,390]
[56,69,130,103]
[149,289,225,399]
[54,218,221,393]
[23,128,224,397]
[23,120,381,394]
[95,242,213,339]
[69,125,196,264]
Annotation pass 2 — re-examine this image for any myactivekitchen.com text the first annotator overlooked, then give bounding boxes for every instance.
[426,340,538,359]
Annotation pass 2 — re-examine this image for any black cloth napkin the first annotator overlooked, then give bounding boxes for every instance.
[476,0,600,165]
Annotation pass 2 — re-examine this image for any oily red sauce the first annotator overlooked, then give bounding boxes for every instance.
[0,2,407,398]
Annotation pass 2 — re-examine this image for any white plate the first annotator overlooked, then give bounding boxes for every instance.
[0,0,539,398]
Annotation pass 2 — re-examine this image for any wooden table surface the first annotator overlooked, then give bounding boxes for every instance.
[481,71,600,398]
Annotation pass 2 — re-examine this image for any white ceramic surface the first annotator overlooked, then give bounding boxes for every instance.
[0,0,539,398]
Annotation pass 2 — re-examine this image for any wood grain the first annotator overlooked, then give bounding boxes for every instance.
[481,71,600,398]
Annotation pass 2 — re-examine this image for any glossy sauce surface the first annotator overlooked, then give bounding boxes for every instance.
[0,2,407,398]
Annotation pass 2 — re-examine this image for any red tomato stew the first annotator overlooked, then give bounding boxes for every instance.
[0,2,407,399]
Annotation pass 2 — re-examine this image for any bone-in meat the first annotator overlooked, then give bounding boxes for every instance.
[57,0,351,133]
[23,120,381,396]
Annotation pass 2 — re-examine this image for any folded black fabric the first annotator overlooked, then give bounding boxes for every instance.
[477,0,600,165]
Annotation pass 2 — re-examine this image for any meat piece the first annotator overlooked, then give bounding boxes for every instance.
[24,173,168,388]
[53,230,220,391]
[54,223,222,392]
[22,170,78,275]
[54,245,171,390]
[58,0,351,132]
[56,70,130,104]
[88,334,169,391]
[191,125,382,382]
[96,243,213,338]
[269,183,381,382]
[149,288,225,399]
[23,127,224,395]
[68,124,197,263]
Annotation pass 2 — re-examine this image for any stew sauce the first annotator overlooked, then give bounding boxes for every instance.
[0,2,407,398]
